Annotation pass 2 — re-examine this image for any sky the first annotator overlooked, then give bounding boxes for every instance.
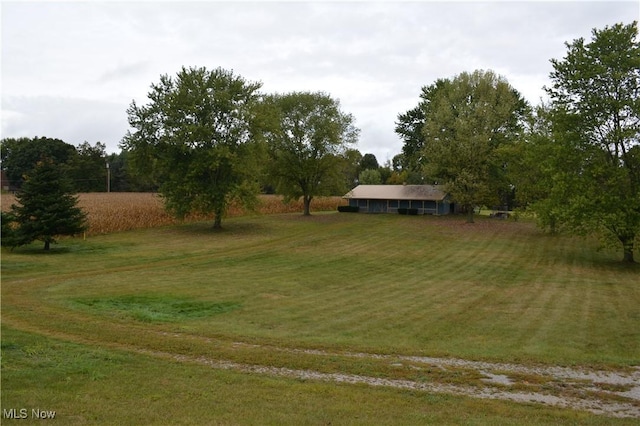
[1,1,639,163]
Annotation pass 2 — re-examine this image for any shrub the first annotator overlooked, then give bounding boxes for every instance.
[338,205,359,213]
[398,208,418,215]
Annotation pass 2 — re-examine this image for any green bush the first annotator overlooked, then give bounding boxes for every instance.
[398,208,418,215]
[338,205,359,213]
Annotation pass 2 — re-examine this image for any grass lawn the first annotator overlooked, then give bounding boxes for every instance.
[2,212,639,424]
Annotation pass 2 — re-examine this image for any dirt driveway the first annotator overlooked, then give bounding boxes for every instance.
[150,338,639,419]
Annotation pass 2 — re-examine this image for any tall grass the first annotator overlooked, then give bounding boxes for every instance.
[1,192,345,235]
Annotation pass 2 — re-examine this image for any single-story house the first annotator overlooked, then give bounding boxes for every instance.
[342,184,454,215]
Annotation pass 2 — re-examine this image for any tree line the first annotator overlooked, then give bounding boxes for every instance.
[0,138,388,196]
[0,137,157,192]
[1,21,638,261]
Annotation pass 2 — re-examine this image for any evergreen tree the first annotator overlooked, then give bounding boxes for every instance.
[3,159,87,250]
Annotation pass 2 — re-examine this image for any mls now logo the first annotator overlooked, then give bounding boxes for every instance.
[3,408,56,419]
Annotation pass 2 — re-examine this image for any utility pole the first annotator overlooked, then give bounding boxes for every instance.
[106,162,111,193]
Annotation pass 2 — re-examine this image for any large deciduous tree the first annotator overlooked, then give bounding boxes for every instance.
[395,86,432,174]
[509,103,566,232]
[67,141,108,192]
[121,66,263,229]
[340,148,363,190]
[539,22,640,262]
[414,70,528,222]
[263,92,359,215]
[358,168,382,185]
[2,158,87,251]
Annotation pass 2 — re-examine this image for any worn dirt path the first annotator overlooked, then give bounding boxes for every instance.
[145,335,640,419]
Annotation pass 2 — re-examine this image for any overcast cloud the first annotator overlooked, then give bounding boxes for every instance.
[2,1,639,162]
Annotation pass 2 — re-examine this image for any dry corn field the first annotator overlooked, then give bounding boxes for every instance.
[1,193,345,236]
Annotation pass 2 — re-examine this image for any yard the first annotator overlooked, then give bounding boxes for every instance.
[1,207,639,424]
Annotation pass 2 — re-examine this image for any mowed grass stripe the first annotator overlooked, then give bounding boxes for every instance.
[2,212,638,367]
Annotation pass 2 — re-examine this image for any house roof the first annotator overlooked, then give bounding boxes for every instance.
[343,185,448,201]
